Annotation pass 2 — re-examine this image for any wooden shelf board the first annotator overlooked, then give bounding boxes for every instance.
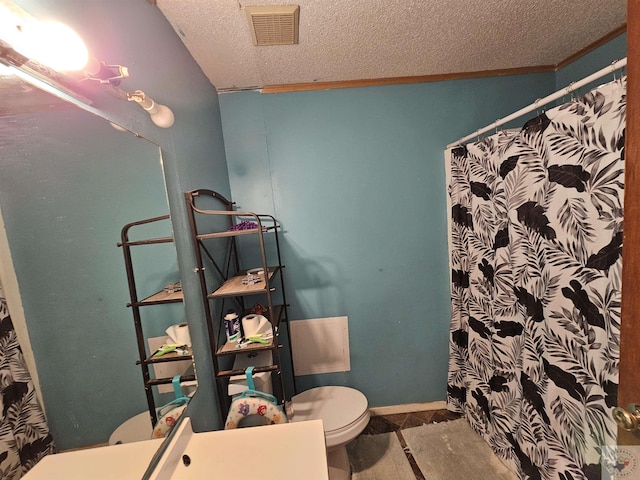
[216,337,275,356]
[138,288,184,305]
[145,348,193,364]
[210,267,279,297]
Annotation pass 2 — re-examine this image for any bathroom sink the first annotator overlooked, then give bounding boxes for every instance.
[23,419,328,480]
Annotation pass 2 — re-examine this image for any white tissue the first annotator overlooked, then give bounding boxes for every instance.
[242,314,271,337]
[166,322,191,347]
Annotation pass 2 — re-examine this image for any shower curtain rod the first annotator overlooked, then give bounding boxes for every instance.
[446,57,627,148]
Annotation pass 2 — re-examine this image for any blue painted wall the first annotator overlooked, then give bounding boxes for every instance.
[219,74,559,407]
[0,111,174,449]
[556,34,627,92]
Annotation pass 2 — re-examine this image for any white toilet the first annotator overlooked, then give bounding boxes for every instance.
[289,386,370,480]
[108,411,153,445]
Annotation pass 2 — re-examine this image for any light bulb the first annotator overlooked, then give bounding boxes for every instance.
[10,20,88,71]
[148,103,175,128]
[0,63,13,75]
[128,91,175,128]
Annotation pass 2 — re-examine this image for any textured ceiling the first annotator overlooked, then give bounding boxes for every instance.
[156,0,627,92]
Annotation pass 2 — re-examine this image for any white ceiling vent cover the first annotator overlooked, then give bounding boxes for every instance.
[245,5,299,46]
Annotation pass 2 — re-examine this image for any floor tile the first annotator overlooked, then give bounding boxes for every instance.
[408,410,436,424]
[361,414,400,435]
[382,413,409,427]
[401,414,427,429]
[353,409,463,479]
[399,439,426,480]
[430,409,462,423]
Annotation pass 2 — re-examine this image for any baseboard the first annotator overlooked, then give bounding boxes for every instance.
[369,400,447,416]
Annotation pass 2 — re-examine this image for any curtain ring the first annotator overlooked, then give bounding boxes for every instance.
[617,63,626,86]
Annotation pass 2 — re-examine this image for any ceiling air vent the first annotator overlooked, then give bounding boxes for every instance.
[245,5,299,46]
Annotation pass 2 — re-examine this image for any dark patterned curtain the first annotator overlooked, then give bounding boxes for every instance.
[446,78,625,480]
[0,288,54,479]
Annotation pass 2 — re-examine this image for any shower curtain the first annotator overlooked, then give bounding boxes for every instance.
[446,78,626,480]
[0,287,53,479]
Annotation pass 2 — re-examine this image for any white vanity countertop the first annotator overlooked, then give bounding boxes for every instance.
[23,419,329,480]
[23,438,164,480]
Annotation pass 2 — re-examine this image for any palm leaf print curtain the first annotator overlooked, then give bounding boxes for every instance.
[446,78,625,480]
[0,287,54,479]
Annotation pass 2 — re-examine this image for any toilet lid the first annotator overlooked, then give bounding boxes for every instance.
[291,386,368,433]
[109,412,153,445]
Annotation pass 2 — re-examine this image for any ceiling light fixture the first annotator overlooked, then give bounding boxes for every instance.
[0,0,89,72]
[0,38,92,104]
[13,21,89,72]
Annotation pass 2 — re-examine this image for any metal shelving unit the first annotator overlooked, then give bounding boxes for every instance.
[118,215,195,425]
[184,189,296,420]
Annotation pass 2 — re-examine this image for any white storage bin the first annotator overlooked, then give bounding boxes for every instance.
[228,350,273,396]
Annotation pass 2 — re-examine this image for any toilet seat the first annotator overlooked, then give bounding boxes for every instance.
[290,386,369,448]
[225,393,287,429]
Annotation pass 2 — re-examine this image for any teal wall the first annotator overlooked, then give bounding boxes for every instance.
[3,0,229,449]
[556,34,627,91]
[219,74,557,407]
[0,111,174,449]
